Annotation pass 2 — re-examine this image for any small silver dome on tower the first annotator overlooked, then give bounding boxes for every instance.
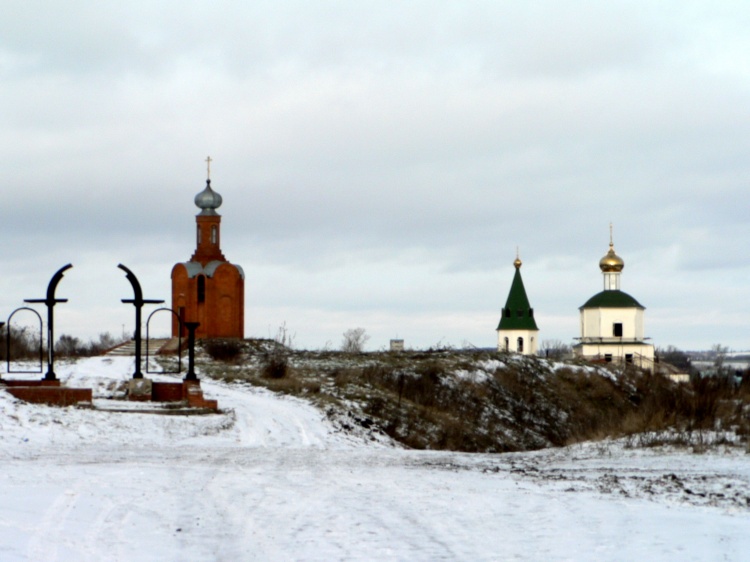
[194,179,223,216]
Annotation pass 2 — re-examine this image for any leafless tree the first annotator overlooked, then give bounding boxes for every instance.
[539,339,571,360]
[712,343,730,376]
[341,328,370,353]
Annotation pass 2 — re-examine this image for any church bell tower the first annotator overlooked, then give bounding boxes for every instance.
[496,251,539,355]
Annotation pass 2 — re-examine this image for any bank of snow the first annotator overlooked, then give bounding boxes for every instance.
[0,357,748,561]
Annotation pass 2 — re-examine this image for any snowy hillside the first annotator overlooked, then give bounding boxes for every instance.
[1,357,749,561]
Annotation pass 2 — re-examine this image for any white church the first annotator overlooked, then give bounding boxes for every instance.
[572,229,655,369]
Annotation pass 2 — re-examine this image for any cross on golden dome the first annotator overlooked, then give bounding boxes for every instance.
[600,223,624,272]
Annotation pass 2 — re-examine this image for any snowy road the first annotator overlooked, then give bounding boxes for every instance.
[1,357,749,561]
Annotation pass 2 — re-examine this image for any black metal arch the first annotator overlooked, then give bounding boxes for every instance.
[24,263,72,380]
[118,263,164,379]
[145,307,183,374]
[5,307,44,374]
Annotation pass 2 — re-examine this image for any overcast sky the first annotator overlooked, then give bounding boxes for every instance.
[2,2,749,352]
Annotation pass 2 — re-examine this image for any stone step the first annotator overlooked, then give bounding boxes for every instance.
[104,339,172,357]
[5,386,92,406]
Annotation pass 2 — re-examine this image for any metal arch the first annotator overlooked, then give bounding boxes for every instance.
[24,263,72,380]
[45,264,73,303]
[145,307,183,374]
[5,307,44,374]
[118,263,164,379]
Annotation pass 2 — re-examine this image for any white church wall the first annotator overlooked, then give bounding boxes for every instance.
[575,341,655,368]
[497,329,539,355]
[581,308,644,340]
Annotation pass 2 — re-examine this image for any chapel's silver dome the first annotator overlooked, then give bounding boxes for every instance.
[194,180,223,215]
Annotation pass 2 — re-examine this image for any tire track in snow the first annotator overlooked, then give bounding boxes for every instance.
[198,380,338,448]
[26,482,82,561]
[201,449,291,560]
[80,497,129,561]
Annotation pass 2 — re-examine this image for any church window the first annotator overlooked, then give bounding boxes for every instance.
[604,354,613,362]
[517,309,524,317]
[504,308,511,318]
[504,337,509,351]
[197,275,206,304]
[178,307,186,337]
[625,354,633,364]
[613,323,623,337]
[517,337,524,353]
[211,225,217,244]
[197,225,202,245]
[529,308,534,318]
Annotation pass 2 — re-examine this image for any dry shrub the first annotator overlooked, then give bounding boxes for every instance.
[400,363,444,407]
[203,339,244,363]
[216,371,250,384]
[260,340,291,379]
[260,368,318,395]
[262,354,289,379]
[2,324,42,361]
[332,368,359,387]
[688,376,730,429]
[551,369,632,443]
[618,372,747,441]
[362,365,389,385]
[302,380,321,394]
[263,375,301,393]
[366,396,387,417]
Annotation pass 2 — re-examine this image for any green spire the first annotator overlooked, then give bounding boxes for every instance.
[497,262,538,331]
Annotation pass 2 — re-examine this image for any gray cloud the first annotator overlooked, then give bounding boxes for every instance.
[2,2,749,351]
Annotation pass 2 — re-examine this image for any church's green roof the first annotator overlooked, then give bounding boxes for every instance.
[497,267,539,331]
[581,290,644,310]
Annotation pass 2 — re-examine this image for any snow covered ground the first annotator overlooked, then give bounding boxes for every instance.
[1,357,749,561]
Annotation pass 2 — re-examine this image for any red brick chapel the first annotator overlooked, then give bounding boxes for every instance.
[171,159,245,338]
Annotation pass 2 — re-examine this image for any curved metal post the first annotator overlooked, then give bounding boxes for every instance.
[5,307,44,374]
[118,264,164,379]
[145,307,183,374]
[24,264,72,381]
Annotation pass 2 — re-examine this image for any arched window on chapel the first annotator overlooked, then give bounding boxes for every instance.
[197,275,206,304]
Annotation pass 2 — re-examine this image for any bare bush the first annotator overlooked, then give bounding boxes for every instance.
[262,352,288,379]
[56,334,85,357]
[341,328,369,353]
[261,323,294,379]
[94,332,119,352]
[656,345,693,372]
[203,339,244,363]
[1,325,42,360]
[55,332,129,358]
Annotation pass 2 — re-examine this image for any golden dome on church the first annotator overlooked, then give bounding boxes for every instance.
[599,243,624,272]
[514,256,522,269]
